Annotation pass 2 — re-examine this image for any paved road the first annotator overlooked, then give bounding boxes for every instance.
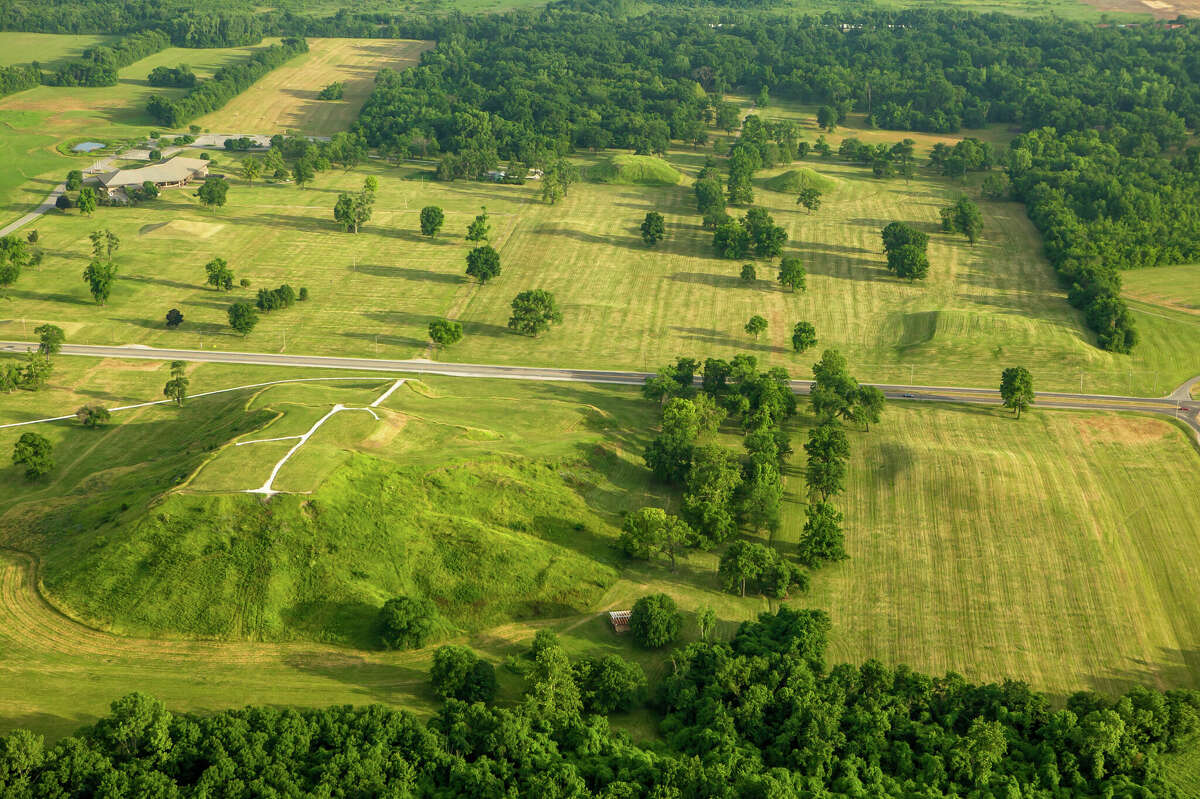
[0,183,65,238]
[3,341,1198,440]
[0,154,122,238]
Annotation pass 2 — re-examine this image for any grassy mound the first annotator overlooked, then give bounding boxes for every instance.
[763,167,837,194]
[43,455,619,647]
[139,220,225,238]
[587,154,682,186]
[0,373,647,649]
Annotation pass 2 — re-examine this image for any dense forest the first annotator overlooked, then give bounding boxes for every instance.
[0,608,1196,797]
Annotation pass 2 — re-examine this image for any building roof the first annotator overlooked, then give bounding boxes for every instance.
[608,610,632,632]
[99,157,208,189]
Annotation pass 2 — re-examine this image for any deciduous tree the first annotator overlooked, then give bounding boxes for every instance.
[508,289,562,336]
[629,593,681,649]
[12,432,53,479]
[204,257,234,290]
[227,301,258,336]
[197,177,229,210]
[420,205,445,237]
[465,245,501,284]
[34,324,64,355]
[1000,366,1034,418]
[777,256,806,292]
[428,318,463,352]
[640,211,666,245]
[796,187,822,213]
[791,321,817,353]
[76,186,97,216]
[163,360,189,406]
[797,501,846,566]
[465,207,490,242]
[378,596,436,650]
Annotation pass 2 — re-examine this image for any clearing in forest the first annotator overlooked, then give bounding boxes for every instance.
[191,38,433,136]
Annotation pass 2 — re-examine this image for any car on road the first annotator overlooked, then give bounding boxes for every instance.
[902,393,916,398]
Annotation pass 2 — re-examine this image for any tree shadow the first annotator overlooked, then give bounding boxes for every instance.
[669,271,743,289]
[0,710,96,741]
[281,652,432,705]
[124,273,200,291]
[6,288,90,305]
[353,264,464,284]
[340,330,425,350]
[113,317,229,335]
[671,325,743,348]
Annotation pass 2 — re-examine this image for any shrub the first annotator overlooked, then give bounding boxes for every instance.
[75,404,111,428]
[573,654,647,713]
[431,645,479,699]
[629,593,682,649]
[529,629,559,661]
[377,596,435,650]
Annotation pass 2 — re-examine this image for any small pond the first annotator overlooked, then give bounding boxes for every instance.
[72,141,106,153]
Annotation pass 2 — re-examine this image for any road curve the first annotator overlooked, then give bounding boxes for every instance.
[2,341,1198,441]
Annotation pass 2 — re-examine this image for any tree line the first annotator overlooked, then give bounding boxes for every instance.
[2,604,1197,796]
[41,29,169,87]
[146,37,307,127]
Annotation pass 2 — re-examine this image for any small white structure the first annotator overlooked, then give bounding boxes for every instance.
[608,610,632,634]
[98,157,209,195]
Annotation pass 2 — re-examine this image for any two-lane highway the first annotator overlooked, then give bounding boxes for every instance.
[2,341,1197,440]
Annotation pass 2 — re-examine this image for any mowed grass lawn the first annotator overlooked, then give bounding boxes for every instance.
[0,32,118,70]
[1,357,1199,741]
[7,146,1198,395]
[193,38,433,137]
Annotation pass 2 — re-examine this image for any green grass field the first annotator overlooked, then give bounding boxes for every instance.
[0,32,118,70]
[4,139,1196,396]
[1,354,1199,743]
[0,41,271,217]
[1125,262,1200,314]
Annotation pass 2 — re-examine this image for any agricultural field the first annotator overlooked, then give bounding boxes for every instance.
[1,355,1198,742]
[191,38,433,136]
[6,139,1198,396]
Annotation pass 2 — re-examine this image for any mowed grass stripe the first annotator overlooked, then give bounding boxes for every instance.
[4,151,1197,395]
[192,38,433,137]
[797,404,1200,694]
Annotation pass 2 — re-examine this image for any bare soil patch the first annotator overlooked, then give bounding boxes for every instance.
[1073,415,1171,445]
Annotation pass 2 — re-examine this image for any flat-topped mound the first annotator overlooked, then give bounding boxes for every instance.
[139,220,224,238]
[587,154,682,186]
[763,167,838,194]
